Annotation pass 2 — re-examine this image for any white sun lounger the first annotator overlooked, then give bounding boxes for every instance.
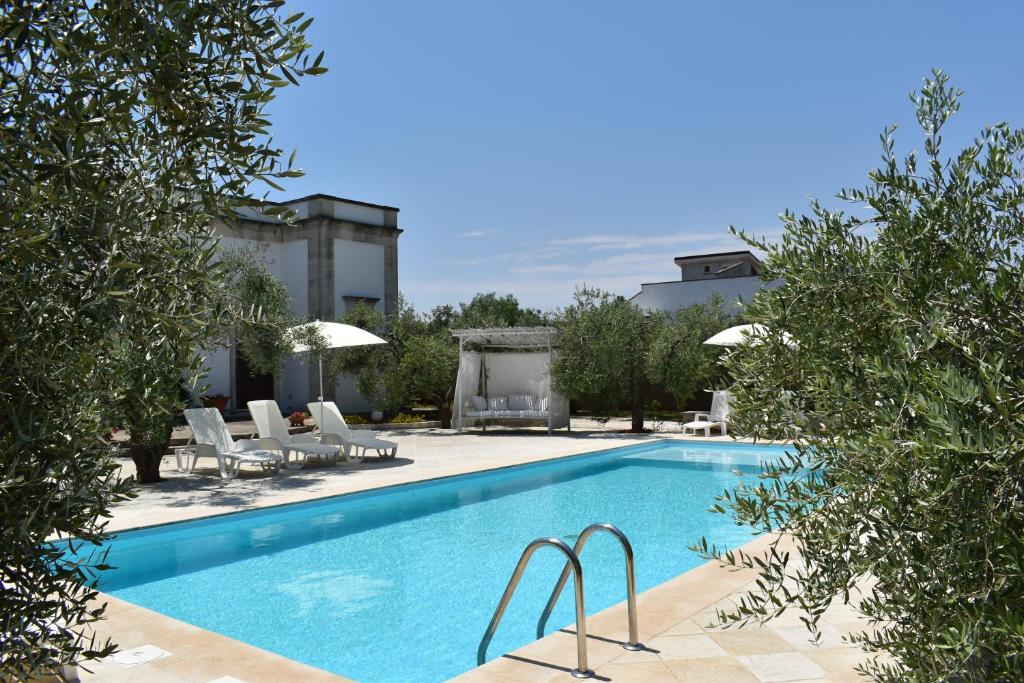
[682,390,731,437]
[308,401,399,463]
[183,408,283,479]
[248,399,341,469]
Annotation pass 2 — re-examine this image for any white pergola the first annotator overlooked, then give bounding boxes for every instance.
[452,326,558,349]
[451,327,568,435]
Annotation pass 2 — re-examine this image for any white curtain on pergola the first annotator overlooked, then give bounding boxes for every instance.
[452,327,570,434]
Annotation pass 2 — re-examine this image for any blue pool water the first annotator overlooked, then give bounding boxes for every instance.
[94,440,787,681]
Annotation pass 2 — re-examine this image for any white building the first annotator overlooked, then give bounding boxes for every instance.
[630,250,780,315]
[202,193,401,415]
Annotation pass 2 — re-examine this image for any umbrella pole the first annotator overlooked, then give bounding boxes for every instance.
[318,354,325,437]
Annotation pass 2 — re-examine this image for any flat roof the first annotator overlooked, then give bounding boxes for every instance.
[673,250,759,263]
[635,274,766,288]
[270,193,400,212]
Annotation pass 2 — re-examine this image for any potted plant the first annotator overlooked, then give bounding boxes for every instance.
[201,393,230,414]
[288,411,307,427]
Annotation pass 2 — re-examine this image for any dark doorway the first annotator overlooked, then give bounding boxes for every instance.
[234,349,274,410]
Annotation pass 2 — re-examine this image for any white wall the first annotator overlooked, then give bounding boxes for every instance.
[630,276,782,315]
[333,239,386,313]
[277,356,311,414]
[200,346,232,396]
[336,372,372,412]
[272,239,309,318]
[333,202,386,226]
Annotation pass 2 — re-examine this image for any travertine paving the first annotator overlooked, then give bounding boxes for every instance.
[72,422,871,682]
[105,419,659,532]
[453,534,878,683]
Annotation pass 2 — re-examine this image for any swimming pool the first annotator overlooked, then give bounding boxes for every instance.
[93,440,787,681]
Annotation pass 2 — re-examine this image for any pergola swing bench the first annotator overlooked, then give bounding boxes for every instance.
[452,327,570,435]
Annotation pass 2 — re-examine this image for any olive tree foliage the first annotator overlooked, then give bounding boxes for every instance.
[330,297,423,413]
[443,292,548,329]
[331,297,460,427]
[0,1,322,676]
[551,287,664,432]
[646,294,736,410]
[217,245,296,376]
[699,72,1024,681]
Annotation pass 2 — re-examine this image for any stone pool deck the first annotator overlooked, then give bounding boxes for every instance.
[76,421,872,682]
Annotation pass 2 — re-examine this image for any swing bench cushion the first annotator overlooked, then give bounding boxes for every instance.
[464,394,548,420]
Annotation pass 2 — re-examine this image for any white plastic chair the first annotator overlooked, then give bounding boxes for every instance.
[682,390,731,437]
[248,399,340,469]
[183,408,283,479]
[308,401,399,463]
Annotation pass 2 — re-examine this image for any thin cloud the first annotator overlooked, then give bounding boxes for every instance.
[448,256,487,266]
[549,231,744,252]
[509,263,573,275]
[460,229,499,238]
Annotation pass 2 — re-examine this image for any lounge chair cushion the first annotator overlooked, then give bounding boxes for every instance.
[347,432,399,449]
[682,419,721,429]
[487,396,507,410]
[472,395,487,411]
[289,442,342,456]
[233,450,284,464]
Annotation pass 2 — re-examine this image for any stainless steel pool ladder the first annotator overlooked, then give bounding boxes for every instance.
[537,523,643,652]
[476,523,642,679]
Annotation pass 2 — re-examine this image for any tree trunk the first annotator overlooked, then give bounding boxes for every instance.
[631,375,645,433]
[437,402,452,429]
[630,403,645,432]
[128,443,165,484]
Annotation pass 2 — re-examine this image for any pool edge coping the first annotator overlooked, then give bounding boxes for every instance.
[104,435,790,535]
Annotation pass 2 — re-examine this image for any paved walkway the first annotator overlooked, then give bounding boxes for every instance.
[105,419,659,531]
[454,534,878,683]
[73,422,872,682]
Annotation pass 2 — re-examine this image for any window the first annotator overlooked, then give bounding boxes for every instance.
[703,265,711,273]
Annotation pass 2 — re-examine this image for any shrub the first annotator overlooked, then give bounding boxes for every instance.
[551,287,664,432]
[389,413,425,424]
[701,71,1024,681]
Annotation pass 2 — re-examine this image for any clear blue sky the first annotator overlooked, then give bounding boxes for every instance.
[266,1,1024,313]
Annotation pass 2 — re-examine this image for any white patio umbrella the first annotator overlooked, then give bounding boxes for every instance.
[289,320,386,428]
[704,324,796,348]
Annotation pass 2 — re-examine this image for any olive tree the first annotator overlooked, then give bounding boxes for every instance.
[219,245,297,375]
[452,292,547,328]
[0,1,322,676]
[551,287,664,432]
[646,294,736,410]
[700,71,1024,681]
[332,298,459,426]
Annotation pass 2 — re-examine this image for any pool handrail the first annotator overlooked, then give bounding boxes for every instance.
[536,523,643,651]
[477,537,593,678]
